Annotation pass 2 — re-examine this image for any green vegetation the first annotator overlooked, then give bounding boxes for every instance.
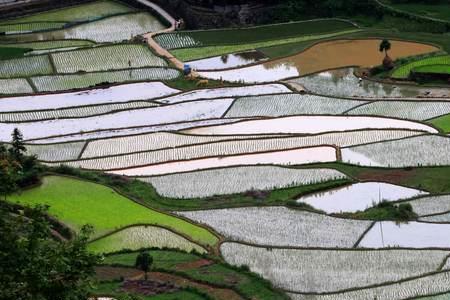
[0,0,135,24]
[0,40,94,50]
[428,114,450,133]
[7,176,218,246]
[180,20,356,46]
[380,0,450,22]
[0,46,31,60]
[413,64,450,74]
[0,22,66,34]
[101,250,288,300]
[336,201,417,221]
[392,55,450,78]
[0,202,99,300]
[171,29,360,61]
[51,164,353,211]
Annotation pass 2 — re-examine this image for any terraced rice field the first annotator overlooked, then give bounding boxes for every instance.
[2,1,450,299]
[88,225,206,254]
[342,135,450,167]
[3,12,166,43]
[6,176,218,246]
[30,67,180,92]
[392,55,450,79]
[141,167,347,198]
[51,44,167,73]
[221,242,448,293]
[177,207,372,247]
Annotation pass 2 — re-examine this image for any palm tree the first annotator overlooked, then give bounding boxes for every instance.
[379,39,391,57]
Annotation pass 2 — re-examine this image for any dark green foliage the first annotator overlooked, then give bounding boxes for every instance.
[0,204,99,300]
[379,39,392,55]
[336,200,418,221]
[0,46,31,60]
[135,251,153,280]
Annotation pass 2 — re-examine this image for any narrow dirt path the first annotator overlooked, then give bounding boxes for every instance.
[136,0,186,70]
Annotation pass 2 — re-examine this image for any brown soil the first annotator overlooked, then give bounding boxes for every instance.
[265,39,439,76]
[356,168,417,185]
[151,272,244,300]
[175,258,214,271]
[95,266,144,281]
[121,279,179,296]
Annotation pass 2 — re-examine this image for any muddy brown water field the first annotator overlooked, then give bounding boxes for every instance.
[264,39,440,76]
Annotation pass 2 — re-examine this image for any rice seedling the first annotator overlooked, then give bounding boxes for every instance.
[177,207,372,247]
[26,141,85,161]
[0,99,233,141]
[287,271,450,300]
[392,55,450,79]
[342,135,450,168]
[0,55,53,78]
[141,166,347,198]
[154,33,201,50]
[221,242,448,293]
[0,40,94,50]
[184,115,437,135]
[225,94,366,117]
[0,78,33,94]
[0,82,179,112]
[346,101,450,121]
[156,83,291,104]
[405,195,450,216]
[7,176,218,245]
[358,221,450,248]
[88,225,206,254]
[52,44,167,74]
[31,67,180,92]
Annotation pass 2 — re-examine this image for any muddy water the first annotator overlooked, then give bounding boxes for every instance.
[264,39,439,77]
[289,67,450,99]
[187,50,268,70]
[296,182,427,213]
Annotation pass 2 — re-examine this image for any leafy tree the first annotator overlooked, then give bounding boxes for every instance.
[0,203,99,300]
[9,128,26,162]
[379,39,392,57]
[0,158,18,200]
[135,251,153,280]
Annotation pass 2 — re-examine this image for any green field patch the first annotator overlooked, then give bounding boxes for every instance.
[0,22,66,34]
[0,46,31,60]
[88,225,206,254]
[7,176,218,246]
[0,78,33,94]
[0,54,53,78]
[380,0,450,22]
[0,0,135,24]
[158,19,356,49]
[392,55,450,79]
[413,64,450,75]
[171,29,361,61]
[428,114,450,133]
[51,44,167,73]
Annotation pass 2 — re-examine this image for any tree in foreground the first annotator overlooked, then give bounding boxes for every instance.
[135,251,153,280]
[379,39,394,70]
[0,203,99,300]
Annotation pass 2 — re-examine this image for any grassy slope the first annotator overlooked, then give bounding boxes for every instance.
[102,250,288,300]
[7,176,218,246]
[413,64,450,74]
[428,114,450,133]
[391,55,450,78]
[182,19,356,46]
